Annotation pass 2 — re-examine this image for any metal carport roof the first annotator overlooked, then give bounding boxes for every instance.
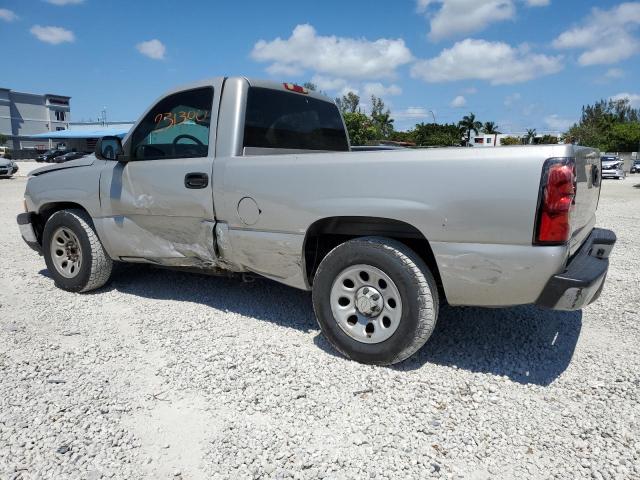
[26,128,129,139]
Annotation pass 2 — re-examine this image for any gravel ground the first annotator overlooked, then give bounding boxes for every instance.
[1,174,639,480]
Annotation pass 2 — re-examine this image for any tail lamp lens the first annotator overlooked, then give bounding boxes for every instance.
[535,159,576,244]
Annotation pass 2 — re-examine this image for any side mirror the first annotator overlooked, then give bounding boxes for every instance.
[95,136,126,161]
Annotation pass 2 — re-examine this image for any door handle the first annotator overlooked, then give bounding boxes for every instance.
[184,172,209,189]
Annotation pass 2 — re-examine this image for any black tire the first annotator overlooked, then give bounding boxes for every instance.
[312,236,439,365]
[42,209,113,292]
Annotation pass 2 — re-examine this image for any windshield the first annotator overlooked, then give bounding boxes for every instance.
[601,156,618,162]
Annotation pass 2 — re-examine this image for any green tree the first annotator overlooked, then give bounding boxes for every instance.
[370,95,394,138]
[482,122,499,134]
[566,98,640,151]
[608,122,640,152]
[539,134,559,144]
[388,130,415,144]
[525,128,537,144]
[343,112,379,145]
[500,136,522,146]
[302,82,317,91]
[0,134,7,146]
[410,123,462,147]
[459,113,482,146]
[335,92,361,114]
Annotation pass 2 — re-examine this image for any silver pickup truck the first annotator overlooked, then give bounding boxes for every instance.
[18,77,616,365]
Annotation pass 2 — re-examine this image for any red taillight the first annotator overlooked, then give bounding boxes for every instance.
[535,158,576,245]
[283,83,308,94]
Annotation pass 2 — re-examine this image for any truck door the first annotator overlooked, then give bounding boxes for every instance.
[98,84,220,267]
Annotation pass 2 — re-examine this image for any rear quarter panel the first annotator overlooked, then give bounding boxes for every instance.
[214,145,574,305]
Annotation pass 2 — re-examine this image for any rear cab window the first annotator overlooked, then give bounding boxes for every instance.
[243,87,349,153]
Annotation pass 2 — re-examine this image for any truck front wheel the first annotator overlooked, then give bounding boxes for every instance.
[312,237,439,365]
[42,209,114,293]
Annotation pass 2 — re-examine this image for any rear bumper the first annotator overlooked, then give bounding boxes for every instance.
[536,228,616,310]
[17,212,42,254]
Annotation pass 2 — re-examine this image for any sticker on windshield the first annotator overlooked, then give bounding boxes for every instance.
[153,110,210,128]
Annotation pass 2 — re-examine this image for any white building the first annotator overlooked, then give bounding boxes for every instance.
[469,131,564,147]
[0,88,70,150]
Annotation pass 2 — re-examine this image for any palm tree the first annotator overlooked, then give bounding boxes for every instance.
[459,113,482,146]
[525,128,537,145]
[373,111,395,138]
[482,122,499,134]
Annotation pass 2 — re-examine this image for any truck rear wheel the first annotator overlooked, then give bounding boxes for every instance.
[312,237,439,365]
[43,209,113,293]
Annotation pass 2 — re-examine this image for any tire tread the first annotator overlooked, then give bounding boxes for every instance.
[47,209,113,292]
[313,236,439,365]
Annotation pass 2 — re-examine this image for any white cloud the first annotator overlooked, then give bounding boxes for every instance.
[526,0,549,6]
[553,3,640,66]
[0,8,18,21]
[363,82,402,98]
[504,93,521,107]
[462,86,477,94]
[612,92,640,108]
[545,114,574,131]
[392,107,433,120]
[44,0,84,5]
[605,68,625,79]
[310,76,400,103]
[251,24,413,79]
[522,103,539,117]
[450,95,466,107]
[417,0,516,41]
[338,86,359,98]
[411,39,563,85]
[30,25,74,44]
[136,39,166,60]
[308,76,359,99]
[311,75,349,92]
[266,63,303,76]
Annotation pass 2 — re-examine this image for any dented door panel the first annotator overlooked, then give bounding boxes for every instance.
[98,159,218,265]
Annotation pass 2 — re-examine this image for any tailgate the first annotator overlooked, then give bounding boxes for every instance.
[569,147,600,256]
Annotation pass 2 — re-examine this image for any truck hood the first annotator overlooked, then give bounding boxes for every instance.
[31,155,96,176]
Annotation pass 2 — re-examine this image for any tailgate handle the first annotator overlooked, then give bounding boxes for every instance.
[184,172,208,189]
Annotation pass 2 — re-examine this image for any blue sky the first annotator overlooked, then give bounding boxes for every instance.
[1,0,639,133]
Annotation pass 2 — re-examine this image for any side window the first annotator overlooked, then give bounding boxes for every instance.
[130,87,213,161]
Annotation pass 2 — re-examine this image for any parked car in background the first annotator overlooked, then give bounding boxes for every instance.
[36,149,67,163]
[0,157,18,178]
[630,160,640,174]
[53,151,86,163]
[601,156,626,180]
[0,146,9,158]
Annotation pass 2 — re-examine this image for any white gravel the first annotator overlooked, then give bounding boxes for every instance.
[1,175,639,480]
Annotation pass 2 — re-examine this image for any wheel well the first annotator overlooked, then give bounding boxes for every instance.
[304,216,446,302]
[32,202,90,244]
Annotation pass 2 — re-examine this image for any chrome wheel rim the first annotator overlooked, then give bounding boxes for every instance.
[330,264,403,344]
[50,227,82,278]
